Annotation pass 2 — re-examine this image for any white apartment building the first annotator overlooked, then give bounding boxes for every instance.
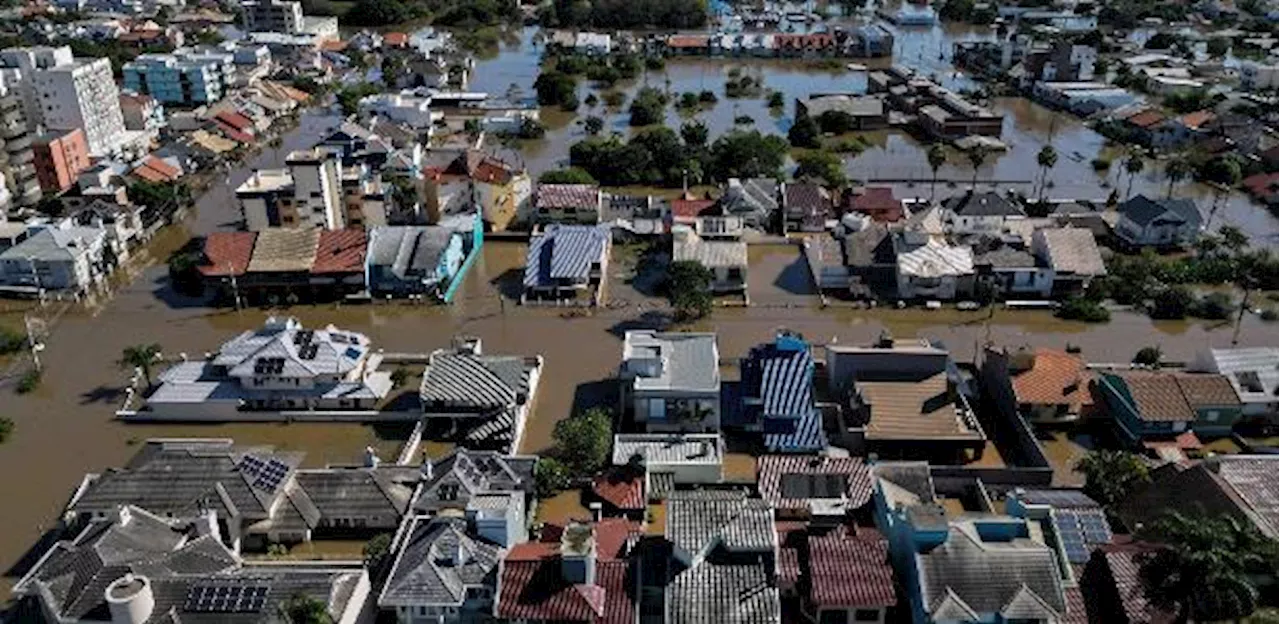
[237,148,386,231]
[0,46,126,156]
[243,0,304,33]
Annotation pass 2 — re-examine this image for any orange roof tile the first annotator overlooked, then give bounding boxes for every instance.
[670,199,716,220]
[320,40,348,52]
[311,228,367,274]
[1126,110,1166,129]
[383,32,408,46]
[199,231,257,277]
[592,469,645,511]
[1179,110,1214,130]
[1010,349,1093,408]
[131,164,168,183]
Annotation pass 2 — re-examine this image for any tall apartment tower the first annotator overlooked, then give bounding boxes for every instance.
[236,149,344,231]
[242,0,305,33]
[0,74,41,212]
[0,46,126,156]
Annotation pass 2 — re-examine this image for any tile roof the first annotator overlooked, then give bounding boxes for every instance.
[383,32,408,46]
[215,111,254,131]
[592,467,646,510]
[444,150,516,185]
[416,449,534,515]
[974,246,1036,269]
[1009,349,1093,408]
[848,187,905,222]
[1034,227,1106,276]
[496,556,632,623]
[897,240,974,278]
[667,34,710,47]
[379,517,500,607]
[1117,195,1202,228]
[917,521,1065,621]
[1125,109,1166,128]
[311,228,367,274]
[943,192,1025,217]
[1200,347,1278,404]
[784,182,832,211]
[860,373,984,441]
[672,229,747,268]
[537,184,600,209]
[293,466,418,522]
[1121,455,1278,540]
[666,490,774,557]
[1104,371,1240,423]
[1174,372,1242,406]
[1090,547,1177,624]
[1179,109,1214,129]
[757,456,873,513]
[724,177,779,221]
[808,533,896,608]
[246,228,320,273]
[1243,172,1278,203]
[524,224,610,288]
[199,231,257,277]
[671,198,718,221]
[212,317,371,380]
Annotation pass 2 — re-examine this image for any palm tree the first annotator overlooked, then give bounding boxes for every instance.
[1124,153,1145,200]
[119,343,162,388]
[1139,510,1276,623]
[966,145,992,190]
[1206,158,1242,230]
[1035,145,1058,203]
[927,143,947,202]
[1164,156,1193,198]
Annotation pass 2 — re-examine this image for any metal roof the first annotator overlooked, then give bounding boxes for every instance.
[623,330,720,393]
[611,434,723,466]
[524,224,610,288]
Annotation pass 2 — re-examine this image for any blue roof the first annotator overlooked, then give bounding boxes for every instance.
[523,225,609,288]
[741,335,827,451]
[764,408,827,452]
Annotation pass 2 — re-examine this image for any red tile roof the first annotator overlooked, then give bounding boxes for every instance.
[670,199,717,221]
[849,187,905,222]
[131,164,168,183]
[592,468,645,511]
[214,111,253,131]
[383,32,408,47]
[594,518,641,560]
[497,558,632,624]
[199,232,257,277]
[311,228,367,274]
[1125,110,1166,129]
[808,533,896,609]
[1179,110,1214,129]
[1092,547,1178,624]
[667,35,709,48]
[1010,349,1093,409]
[143,156,181,179]
[757,455,874,513]
[445,150,516,185]
[215,121,255,145]
[320,39,348,52]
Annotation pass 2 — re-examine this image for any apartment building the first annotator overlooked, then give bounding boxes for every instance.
[32,128,90,194]
[237,149,385,231]
[123,49,234,105]
[0,79,40,210]
[0,46,126,155]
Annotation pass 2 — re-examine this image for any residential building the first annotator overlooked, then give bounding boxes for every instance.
[671,225,748,295]
[309,227,368,297]
[123,49,235,105]
[238,149,386,231]
[495,520,637,623]
[839,221,897,297]
[1114,195,1203,247]
[0,223,109,293]
[412,448,534,537]
[1005,488,1115,571]
[973,244,1053,299]
[359,92,443,130]
[911,85,1003,140]
[982,346,1094,426]
[32,128,90,194]
[12,504,370,624]
[894,238,975,301]
[665,490,781,624]
[941,191,1025,235]
[197,230,256,301]
[419,337,543,454]
[1030,226,1106,295]
[611,433,724,491]
[238,228,322,301]
[722,177,780,229]
[366,225,465,298]
[619,330,721,433]
[71,200,147,261]
[0,46,127,155]
[522,224,611,305]
[0,85,40,209]
[425,149,531,232]
[826,338,987,463]
[242,0,302,33]
[757,455,873,522]
[1239,60,1278,91]
[1078,544,1176,623]
[775,527,897,624]
[65,438,421,551]
[845,187,906,223]
[783,182,833,232]
[736,333,829,452]
[141,316,393,419]
[1119,455,1278,540]
[1097,370,1243,447]
[795,94,888,130]
[1190,347,1279,422]
[378,516,503,623]
[535,183,603,225]
[318,121,397,169]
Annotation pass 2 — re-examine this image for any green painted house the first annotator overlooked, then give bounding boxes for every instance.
[1098,370,1243,444]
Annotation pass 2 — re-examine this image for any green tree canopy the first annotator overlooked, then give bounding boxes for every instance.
[540,167,598,185]
[119,343,162,388]
[709,130,788,181]
[629,86,667,126]
[534,457,572,498]
[280,594,332,624]
[1075,449,1150,514]
[666,260,713,320]
[787,113,821,148]
[794,150,847,188]
[552,408,612,476]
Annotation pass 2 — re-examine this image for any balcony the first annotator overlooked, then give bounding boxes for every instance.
[9,147,32,165]
[5,134,30,153]
[2,123,27,140]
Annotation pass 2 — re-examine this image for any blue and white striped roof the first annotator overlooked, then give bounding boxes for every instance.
[764,408,828,452]
[759,349,814,417]
[523,224,609,288]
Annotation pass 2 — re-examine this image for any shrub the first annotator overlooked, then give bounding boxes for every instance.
[601,90,626,108]
[1149,285,1196,320]
[16,369,40,394]
[552,407,613,474]
[767,91,785,108]
[787,113,821,148]
[0,417,12,443]
[0,326,26,355]
[390,367,411,388]
[534,457,571,498]
[1091,157,1111,171]
[698,90,717,103]
[1193,292,1234,320]
[666,260,713,320]
[1133,346,1163,367]
[540,167,598,184]
[628,86,666,126]
[1056,296,1111,322]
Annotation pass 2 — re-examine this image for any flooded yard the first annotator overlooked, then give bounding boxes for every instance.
[747,242,817,307]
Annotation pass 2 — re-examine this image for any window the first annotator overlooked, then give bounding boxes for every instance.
[854,609,881,622]
[1205,410,1220,422]
[819,610,846,624]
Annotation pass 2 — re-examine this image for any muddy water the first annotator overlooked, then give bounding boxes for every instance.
[0,239,1275,595]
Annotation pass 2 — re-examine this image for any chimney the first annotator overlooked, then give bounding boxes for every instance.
[104,574,154,624]
[589,502,602,522]
[559,523,597,586]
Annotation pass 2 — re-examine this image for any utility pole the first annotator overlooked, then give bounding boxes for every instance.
[227,263,242,311]
[24,312,43,372]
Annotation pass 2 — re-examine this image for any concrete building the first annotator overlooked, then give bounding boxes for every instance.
[32,128,90,194]
[0,46,126,156]
[123,49,235,105]
[0,83,40,210]
[0,222,109,293]
[242,0,303,32]
[237,149,385,231]
[119,92,166,132]
[620,330,722,433]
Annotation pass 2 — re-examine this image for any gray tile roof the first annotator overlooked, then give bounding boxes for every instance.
[623,330,720,393]
[668,554,781,624]
[368,226,456,280]
[536,184,600,209]
[1118,195,1202,228]
[524,224,610,288]
[672,230,747,268]
[916,521,1065,621]
[667,491,779,624]
[379,516,500,607]
[666,490,774,557]
[843,223,895,267]
[943,192,1025,218]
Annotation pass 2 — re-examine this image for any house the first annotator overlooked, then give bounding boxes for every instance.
[841,221,898,297]
[671,226,748,295]
[592,464,646,518]
[1114,195,1203,248]
[495,521,637,623]
[826,338,987,463]
[941,191,1025,235]
[366,225,465,298]
[795,95,888,130]
[845,187,906,223]
[600,192,665,237]
[1030,227,1106,295]
[1190,347,1279,422]
[535,183,603,225]
[412,448,534,542]
[775,528,897,624]
[611,433,724,498]
[0,224,110,294]
[239,228,321,301]
[142,317,392,419]
[619,330,721,433]
[757,455,873,522]
[666,34,711,55]
[894,239,975,301]
[665,490,781,624]
[12,505,370,624]
[982,346,1094,426]
[783,182,833,233]
[522,224,611,305]
[736,333,829,452]
[973,244,1054,299]
[575,32,612,55]
[1097,370,1243,446]
[198,230,256,301]
[1119,455,1278,540]
[377,516,502,623]
[426,149,531,232]
[870,463,1067,624]
[722,177,780,230]
[310,228,367,297]
[1078,544,1177,623]
[419,337,543,454]
[1005,488,1114,571]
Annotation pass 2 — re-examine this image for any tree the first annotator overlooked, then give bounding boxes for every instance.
[666,260,714,320]
[363,533,392,569]
[1075,450,1150,514]
[1035,145,1058,202]
[1133,345,1163,366]
[767,91,785,108]
[1124,153,1145,200]
[0,417,11,443]
[1164,156,1193,198]
[1139,511,1278,622]
[534,457,571,498]
[335,83,379,117]
[628,86,666,126]
[680,120,708,147]
[709,130,788,181]
[280,594,332,624]
[1194,292,1234,320]
[927,143,947,202]
[1218,225,1249,253]
[583,115,604,135]
[1056,296,1110,322]
[787,113,821,148]
[534,70,577,108]
[1203,156,1241,229]
[1207,37,1230,57]
[551,407,612,475]
[794,150,847,188]
[966,145,992,189]
[539,167,598,185]
[1150,285,1196,319]
[119,343,162,388]
[344,0,415,25]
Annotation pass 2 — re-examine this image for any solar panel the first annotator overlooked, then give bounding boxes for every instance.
[184,584,269,613]
[251,458,290,492]
[1052,508,1113,564]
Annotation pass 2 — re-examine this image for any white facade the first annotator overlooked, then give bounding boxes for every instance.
[0,47,126,156]
[359,92,443,129]
[236,149,346,230]
[1239,61,1278,91]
